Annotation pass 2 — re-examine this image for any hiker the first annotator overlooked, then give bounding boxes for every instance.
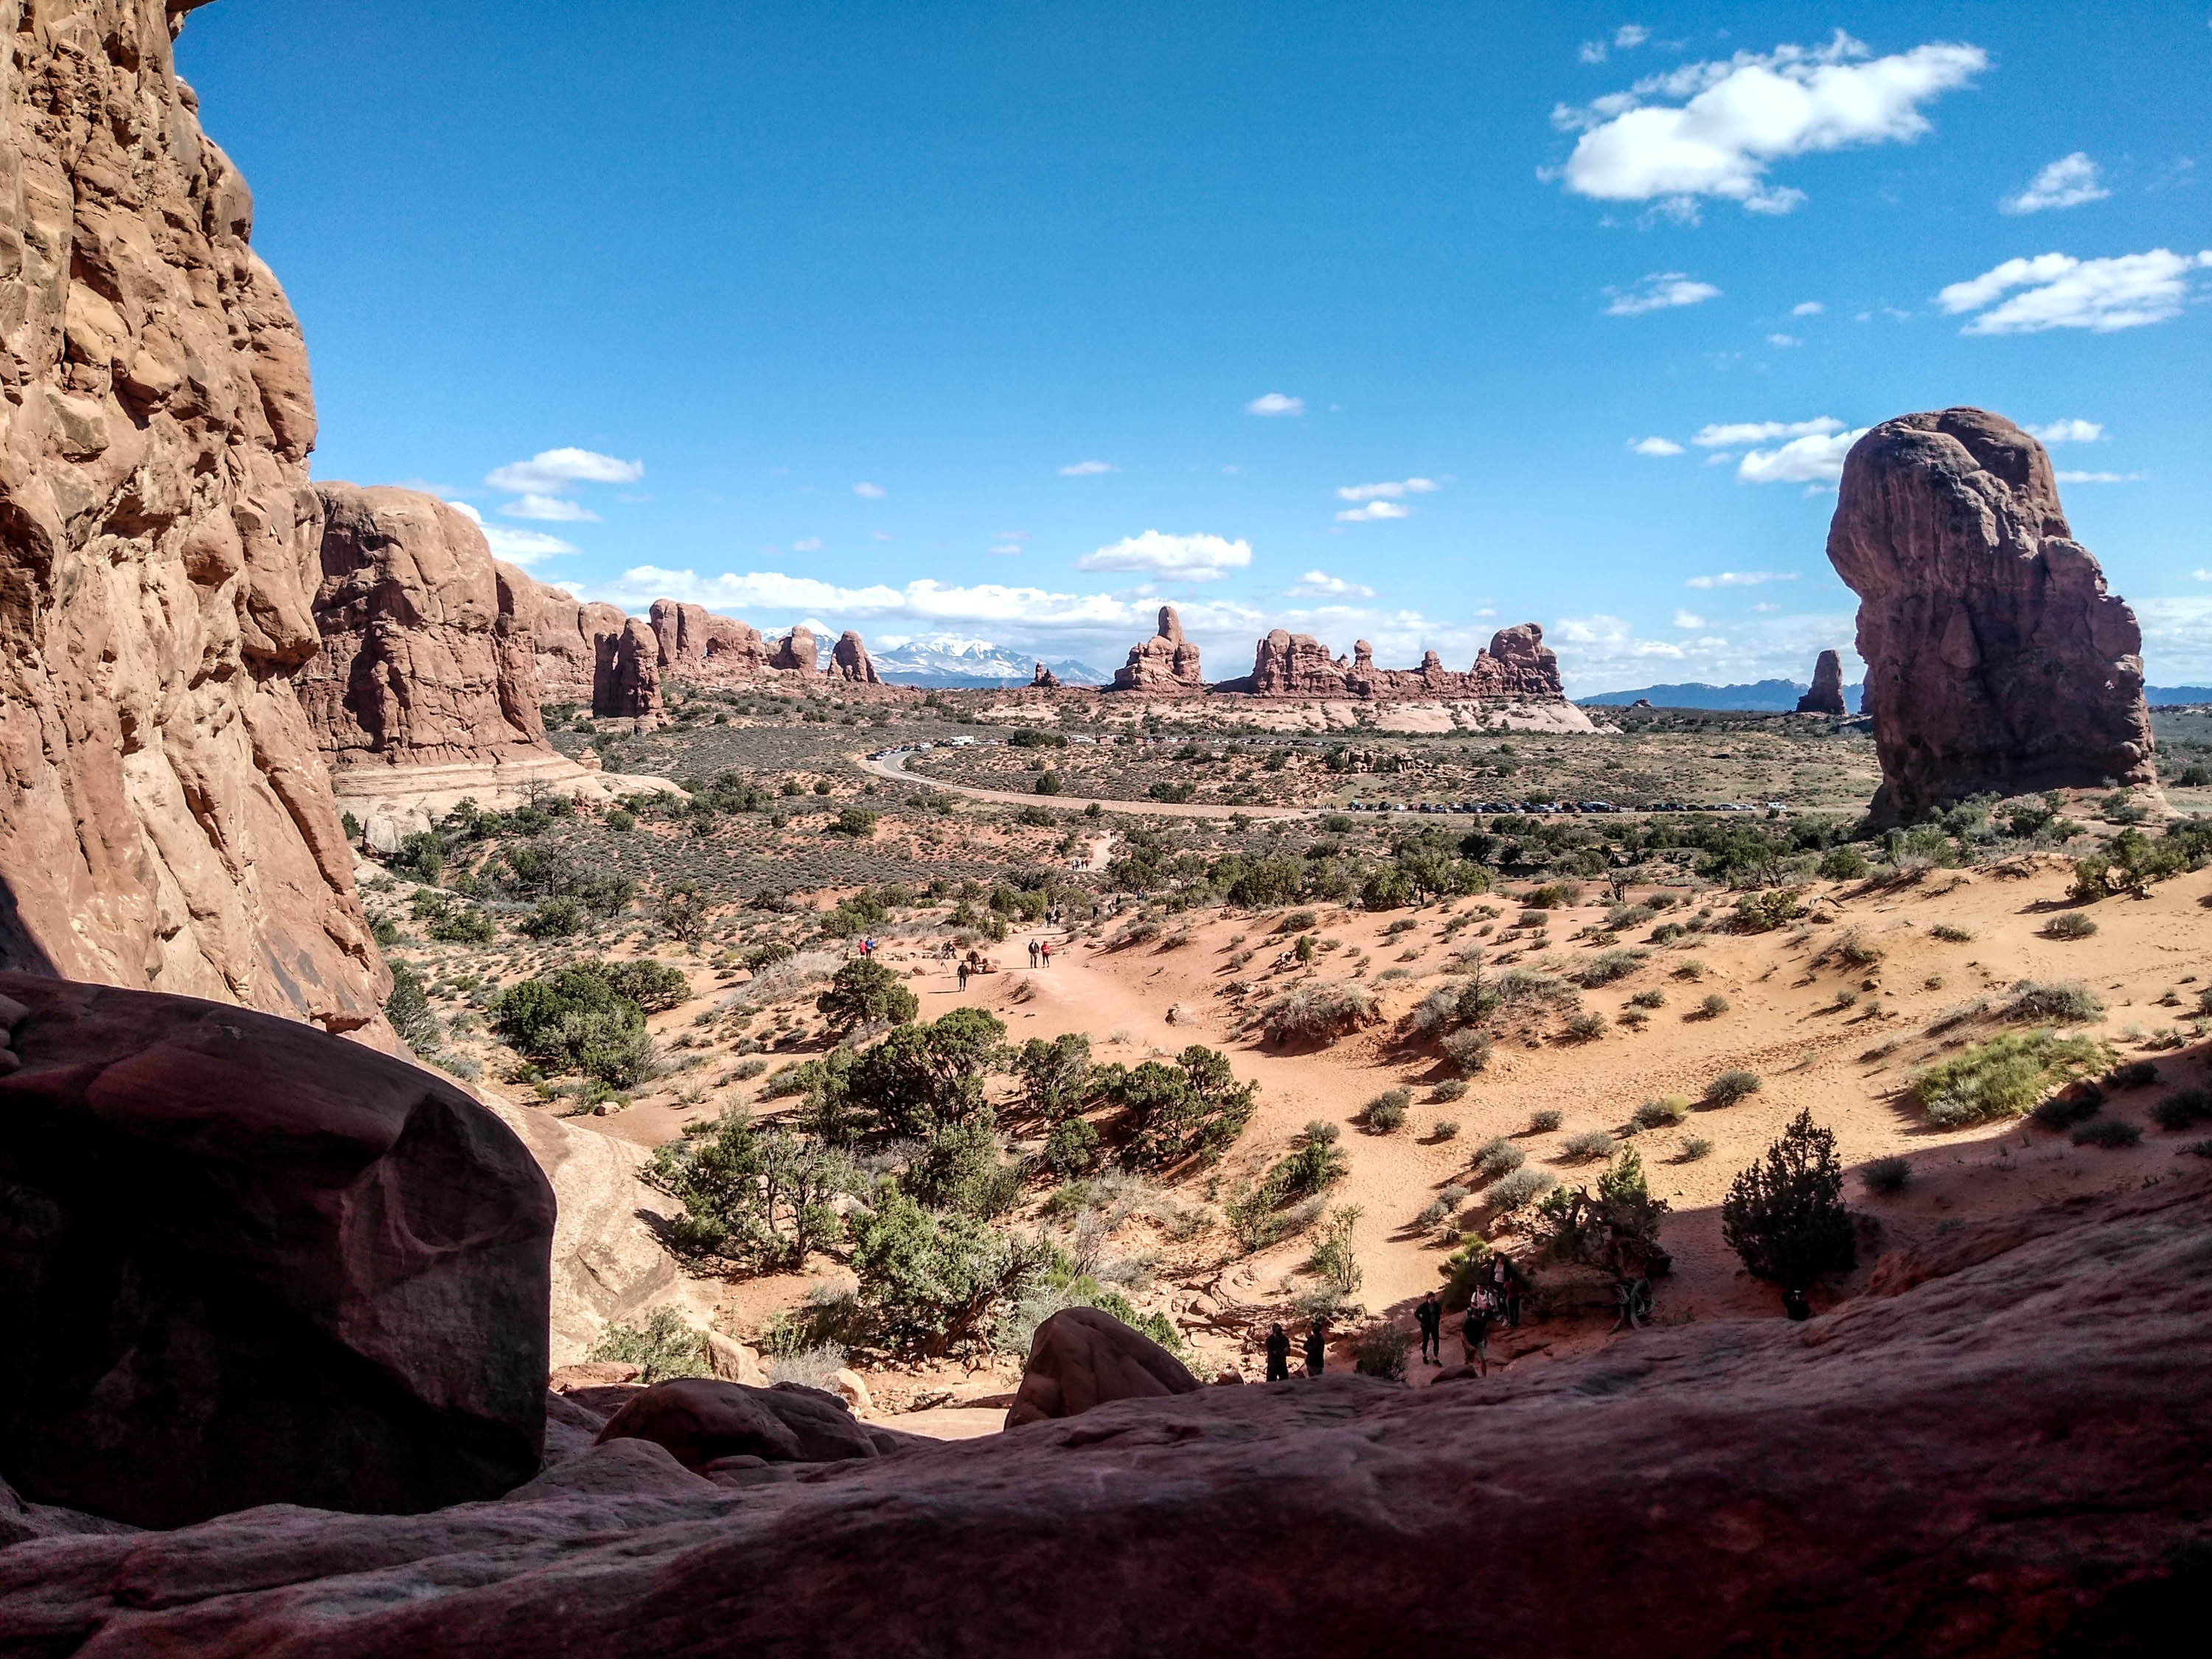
[956,961,970,992]
[1040,939,1052,967]
[1492,1256,1522,1328]
[1027,939,1040,968]
[1264,1323,1290,1382]
[1415,1292,1442,1364]
[1304,1317,1329,1378]
[1462,1290,1494,1377]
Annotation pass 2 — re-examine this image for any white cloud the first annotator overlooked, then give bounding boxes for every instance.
[2053,470,2143,484]
[483,447,644,493]
[2001,153,2110,215]
[1766,333,1801,347]
[1579,41,1607,64]
[988,542,1025,556]
[1245,392,1305,417]
[792,537,824,552]
[1615,24,1649,48]
[1551,32,1985,216]
[1691,416,1843,447]
[1686,571,1799,588]
[1791,300,1825,316]
[1737,428,1868,483]
[2025,418,2105,444]
[852,481,886,498]
[872,530,894,541]
[1335,501,1411,522]
[501,492,599,522]
[1705,451,1735,465]
[1673,609,1706,629]
[1290,570,1377,599]
[1335,477,1441,501]
[479,526,577,567]
[1630,436,1686,456]
[2194,571,2212,583]
[1059,459,1118,476]
[1074,529,1253,581]
[1938,248,2212,334]
[1605,272,1722,314]
[446,500,484,524]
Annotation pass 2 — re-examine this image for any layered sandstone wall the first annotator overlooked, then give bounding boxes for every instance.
[1214,622,1567,702]
[0,0,385,1033]
[1828,408,2155,823]
[1110,605,1205,692]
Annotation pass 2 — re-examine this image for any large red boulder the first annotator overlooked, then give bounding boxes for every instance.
[1006,1307,1202,1427]
[0,973,554,1528]
[594,1378,890,1467]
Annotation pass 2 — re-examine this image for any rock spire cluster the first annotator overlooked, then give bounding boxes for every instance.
[1795,649,1848,716]
[1110,605,1208,692]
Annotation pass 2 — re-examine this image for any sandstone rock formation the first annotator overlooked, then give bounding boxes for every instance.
[830,628,880,684]
[769,625,819,673]
[595,1379,897,1469]
[528,584,627,705]
[1110,605,1206,692]
[647,598,768,679]
[9,1170,2205,1652]
[1242,628,1349,695]
[1032,661,1061,689]
[0,0,386,1034]
[0,973,554,1529]
[1006,1307,1203,1427]
[1795,649,1848,716]
[594,616,662,720]
[1468,622,1566,700]
[305,485,552,768]
[1829,408,2155,823]
[1218,623,1568,702]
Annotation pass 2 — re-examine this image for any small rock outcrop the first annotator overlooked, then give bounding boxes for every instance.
[829,629,880,684]
[0,973,555,1529]
[1110,605,1206,692]
[305,485,553,768]
[1829,408,2155,823]
[1795,649,1848,715]
[0,0,386,1034]
[594,616,663,720]
[1032,662,1062,689]
[1468,623,1566,699]
[1006,1307,1203,1427]
[594,1379,897,1469]
[769,625,819,674]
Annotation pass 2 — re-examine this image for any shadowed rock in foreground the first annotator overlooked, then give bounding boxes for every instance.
[1828,408,2154,824]
[5,1169,2205,1655]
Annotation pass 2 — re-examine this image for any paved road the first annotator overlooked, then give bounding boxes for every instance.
[854,749,1319,821]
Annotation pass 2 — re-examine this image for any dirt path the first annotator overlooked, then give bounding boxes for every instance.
[855,748,1318,821]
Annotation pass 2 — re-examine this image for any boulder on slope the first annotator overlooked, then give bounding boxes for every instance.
[1005,1307,1203,1427]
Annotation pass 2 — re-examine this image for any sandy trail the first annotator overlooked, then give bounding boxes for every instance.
[855,748,1318,821]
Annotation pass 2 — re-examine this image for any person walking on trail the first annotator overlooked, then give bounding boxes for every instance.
[1492,1256,1521,1329]
[1304,1317,1329,1378]
[1265,1322,1291,1382]
[1415,1292,1443,1365]
[1040,939,1052,967]
[956,961,970,993]
[1027,939,1040,969]
[1462,1290,1495,1377]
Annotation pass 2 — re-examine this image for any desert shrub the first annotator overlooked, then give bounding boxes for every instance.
[1409,986,1460,1036]
[605,808,636,832]
[1674,959,1708,981]
[2028,1082,2104,1131]
[1363,1088,1411,1134]
[1436,1238,1492,1310]
[2149,1088,2212,1131]
[1861,1155,1912,1195]
[1015,1032,1093,1116]
[1432,1078,1468,1102]
[598,959,689,1012]
[1352,1322,1411,1380]
[428,904,495,944]
[2070,1116,2142,1149]
[1432,1119,1461,1141]
[521,895,585,938]
[492,965,664,1085]
[831,807,879,838]
[838,1006,1009,1139]
[1677,1135,1713,1161]
[1632,1096,1690,1130]
[586,1308,709,1384]
[1441,1029,1492,1076]
[1913,1031,2109,1128]
[1930,924,1974,943]
[1537,1148,1669,1284]
[1733,889,1805,933]
[1306,1206,1364,1298]
[849,1186,1037,1353]
[1629,988,1666,1009]
[1834,932,1884,967]
[390,830,446,883]
[1259,980,1380,1046]
[1698,993,1732,1018]
[2043,912,2097,940]
[1818,846,1868,881]
[1042,1115,1102,1178]
[1561,1010,1608,1042]
[1562,1128,1616,1162]
[815,958,920,1034]
[905,1114,1023,1219]
[1517,909,1554,930]
[649,1108,855,1267]
[1722,1110,1855,1318]
[2102,1059,2160,1089]
[1304,1119,1342,1144]
[1703,1069,1763,1107]
[2003,981,2104,1024]
[385,964,439,1052]
[1095,1045,1257,1169]
[1529,1107,1563,1133]
[1474,1137,1526,1180]
[1488,1166,1557,1211]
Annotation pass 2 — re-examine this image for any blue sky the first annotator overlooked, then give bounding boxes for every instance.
[178,3,2212,692]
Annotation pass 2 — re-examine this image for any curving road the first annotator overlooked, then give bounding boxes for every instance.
[854,748,1320,821]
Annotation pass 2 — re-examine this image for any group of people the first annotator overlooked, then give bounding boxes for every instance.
[1262,1318,1330,1381]
[1262,1259,1523,1383]
[1025,936,1055,969]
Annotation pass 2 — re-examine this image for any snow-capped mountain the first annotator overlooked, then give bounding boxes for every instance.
[867,637,1109,688]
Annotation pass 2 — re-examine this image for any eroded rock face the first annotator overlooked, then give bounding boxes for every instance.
[0,973,554,1529]
[1006,1307,1202,1427]
[770,625,818,673]
[1829,408,2155,823]
[648,599,768,680]
[594,1379,894,1468]
[304,485,552,768]
[528,584,627,706]
[7,1172,2205,1652]
[829,628,880,684]
[1469,623,1565,699]
[0,0,385,1033]
[1243,628,1349,695]
[1796,649,1848,716]
[1032,662,1061,689]
[1110,605,1205,692]
[594,616,661,720]
[1221,623,1568,702]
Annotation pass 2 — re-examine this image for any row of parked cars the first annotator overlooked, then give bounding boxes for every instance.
[1346,799,1777,815]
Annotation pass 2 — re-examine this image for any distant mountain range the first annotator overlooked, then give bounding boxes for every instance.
[1577,679,1865,713]
[1578,681,2212,712]
[867,638,1109,688]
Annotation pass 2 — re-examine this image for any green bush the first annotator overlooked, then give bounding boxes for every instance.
[1225,1132,1347,1251]
[1096,1045,1256,1169]
[648,1108,854,1267]
[1632,1096,1690,1130]
[2043,911,2098,940]
[2070,1116,2142,1149]
[1363,1089,1411,1134]
[2028,1083,2103,1132]
[1034,772,1062,796]
[832,807,879,838]
[1703,1069,1762,1107]
[2149,1088,2212,1132]
[428,904,495,944]
[1015,1032,1093,1116]
[1431,1118,1460,1141]
[391,830,446,882]
[1529,1108,1563,1133]
[1474,1136,1525,1180]
[849,1186,1035,1353]
[1912,1031,2108,1128]
[521,895,585,937]
[1432,1077,1468,1102]
[1537,1149,1669,1283]
[1818,846,1868,881]
[2102,1059,2160,1089]
[815,958,920,1034]
[1043,1115,1102,1178]
[1258,980,1380,1046]
[1562,1010,1607,1042]
[1628,987,1666,1009]
[1562,1128,1616,1162]
[1488,1166,1557,1211]
[1436,1238,1492,1310]
[1441,1029,1492,1075]
[586,1308,709,1383]
[369,914,401,948]
[1721,1110,1855,1318]
[1352,1321,1411,1380]
[491,964,655,1087]
[601,959,692,1012]
[1861,1155,1912,1195]
[1699,993,1733,1018]
[1677,1135,1713,1162]
[605,808,636,832]
[904,1113,1023,1219]
[2003,981,2103,1024]
[386,964,439,1051]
